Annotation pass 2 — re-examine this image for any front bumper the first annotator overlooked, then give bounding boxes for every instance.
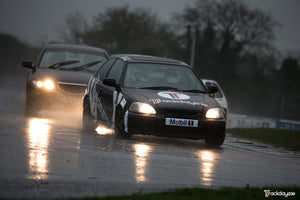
[127,112,225,140]
[26,85,85,110]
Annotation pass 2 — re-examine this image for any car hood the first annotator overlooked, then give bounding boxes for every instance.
[122,88,219,111]
[35,68,92,84]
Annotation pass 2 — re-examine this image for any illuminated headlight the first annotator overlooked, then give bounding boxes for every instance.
[129,102,156,115]
[36,81,44,88]
[205,108,224,119]
[33,79,55,90]
[44,80,55,90]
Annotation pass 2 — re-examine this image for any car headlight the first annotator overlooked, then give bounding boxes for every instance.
[205,108,224,119]
[33,79,55,90]
[129,102,156,115]
[44,80,55,90]
[36,80,44,88]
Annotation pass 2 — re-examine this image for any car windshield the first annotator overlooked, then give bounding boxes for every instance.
[39,49,106,73]
[123,63,206,92]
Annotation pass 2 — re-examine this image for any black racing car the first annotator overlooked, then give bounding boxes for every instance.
[22,43,108,115]
[83,54,226,146]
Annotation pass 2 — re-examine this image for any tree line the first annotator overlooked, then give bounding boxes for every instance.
[0,33,38,89]
[1,0,299,120]
[59,0,300,120]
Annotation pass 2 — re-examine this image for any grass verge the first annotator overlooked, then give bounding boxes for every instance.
[62,186,300,200]
[227,128,300,151]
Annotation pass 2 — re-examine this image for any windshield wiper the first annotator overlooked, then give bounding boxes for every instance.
[47,60,79,69]
[67,60,102,71]
[182,89,206,93]
[139,86,179,91]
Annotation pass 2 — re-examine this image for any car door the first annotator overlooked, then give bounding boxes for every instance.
[97,59,125,124]
[90,58,116,119]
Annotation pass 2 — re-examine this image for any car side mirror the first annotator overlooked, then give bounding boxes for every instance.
[22,61,34,69]
[103,78,116,87]
[208,85,218,94]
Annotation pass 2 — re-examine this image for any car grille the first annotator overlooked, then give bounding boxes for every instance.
[162,109,201,118]
[57,82,87,95]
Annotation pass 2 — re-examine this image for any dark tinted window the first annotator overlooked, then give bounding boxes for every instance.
[96,58,116,80]
[39,49,107,73]
[106,59,125,84]
[123,63,205,92]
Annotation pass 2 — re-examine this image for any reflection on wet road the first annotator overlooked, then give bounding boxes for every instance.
[198,151,215,186]
[95,125,114,135]
[134,144,150,183]
[27,118,51,180]
[0,111,299,199]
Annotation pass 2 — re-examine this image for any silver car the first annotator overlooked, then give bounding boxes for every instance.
[202,79,228,117]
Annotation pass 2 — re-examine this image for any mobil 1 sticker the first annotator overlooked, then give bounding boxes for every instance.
[165,118,198,127]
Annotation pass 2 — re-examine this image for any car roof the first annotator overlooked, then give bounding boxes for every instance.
[44,43,108,55]
[110,54,189,66]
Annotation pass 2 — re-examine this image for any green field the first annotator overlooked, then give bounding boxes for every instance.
[62,186,299,200]
[227,128,300,151]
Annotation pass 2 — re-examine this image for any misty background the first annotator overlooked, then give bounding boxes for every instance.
[0,0,299,120]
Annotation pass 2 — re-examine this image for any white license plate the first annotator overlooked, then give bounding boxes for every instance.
[165,118,198,127]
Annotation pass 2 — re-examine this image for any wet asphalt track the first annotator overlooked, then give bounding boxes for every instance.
[0,89,300,199]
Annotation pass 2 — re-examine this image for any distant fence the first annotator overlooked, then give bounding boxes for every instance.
[227,113,300,130]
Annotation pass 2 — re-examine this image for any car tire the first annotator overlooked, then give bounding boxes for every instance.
[205,131,225,147]
[82,96,97,131]
[115,109,131,138]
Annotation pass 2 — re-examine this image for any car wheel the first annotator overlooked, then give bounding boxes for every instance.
[82,96,97,131]
[115,109,131,138]
[205,131,225,147]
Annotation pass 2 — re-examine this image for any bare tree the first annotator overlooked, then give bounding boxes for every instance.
[57,10,87,44]
[83,6,181,57]
[175,0,280,55]
[174,0,281,117]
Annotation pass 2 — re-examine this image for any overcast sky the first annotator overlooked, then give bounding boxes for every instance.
[0,0,299,53]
